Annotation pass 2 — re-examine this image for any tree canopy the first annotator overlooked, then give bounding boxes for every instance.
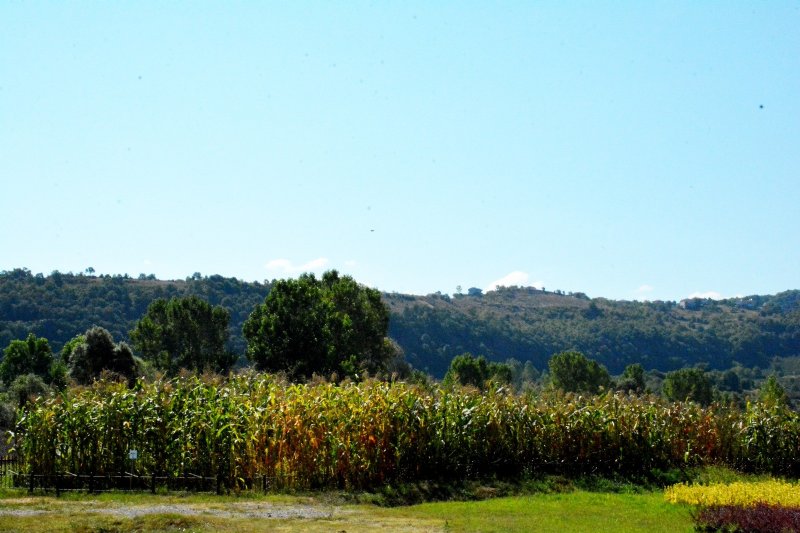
[662,367,713,406]
[242,271,393,380]
[3,269,800,381]
[618,363,646,393]
[131,296,234,375]
[69,326,136,385]
[444,352,512,390]
[548,350,612,394]
[0,268,269,357]
[0,333,53,385]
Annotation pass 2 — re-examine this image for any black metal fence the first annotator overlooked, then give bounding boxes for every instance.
[0,455,22,489]
[26,471,220,494]
[0,455,273,494]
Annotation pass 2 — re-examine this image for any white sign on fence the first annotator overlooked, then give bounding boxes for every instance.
[128,449,138,460]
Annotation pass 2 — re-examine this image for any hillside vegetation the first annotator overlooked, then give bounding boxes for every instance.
[2,268,799,376]
[0,269,269,359]
[387,287,800,376]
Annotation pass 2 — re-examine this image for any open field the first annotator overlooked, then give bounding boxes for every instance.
[0,489,693,532]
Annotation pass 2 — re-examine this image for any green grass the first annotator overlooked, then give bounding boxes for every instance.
[0,488,694,532]
[399,491,694,532]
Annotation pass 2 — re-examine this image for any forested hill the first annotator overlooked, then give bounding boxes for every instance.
[385,287,800,377]
[0,269,270,357]
[2,268,799,377]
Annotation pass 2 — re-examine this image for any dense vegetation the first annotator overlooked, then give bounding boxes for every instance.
[386,287,800,376]
[243,271,400,380]
[14,374,800,493]
[0,268,270,359]
[3,269,800,380]
[3,267,800,510]
[131,296,235,375]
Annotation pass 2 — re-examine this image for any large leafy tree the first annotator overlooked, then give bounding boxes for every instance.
[444,352,512,390]
[617,363,646,393]
[60,334,86,366]
[0,333,53,385]
[69,326,136,385]
[131,296,234,375]
[548,350,612,394]
[662,367,714,406]
[243,271,393,380]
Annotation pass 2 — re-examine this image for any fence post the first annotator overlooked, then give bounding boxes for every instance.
[151,472,156,494]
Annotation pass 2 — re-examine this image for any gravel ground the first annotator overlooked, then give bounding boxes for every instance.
[0,501,339,520]
[97,502,336,519]
[0,509,47,517]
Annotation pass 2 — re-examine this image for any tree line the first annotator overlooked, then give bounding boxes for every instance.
[0,270,404,423]
[2,268,800,395]
[1,268,796,431]
[439,350,790,409]
[3,269,800,380]
[386,287,800,377]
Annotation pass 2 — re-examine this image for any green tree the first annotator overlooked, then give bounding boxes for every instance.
[7,373,49,408]
[758,375,788,408]
[720,369,742,392]
[131,296,234,375]
[445,353,488,388]
[618,363,646,393]
[60,334,86,366]
[0,333,53,385]
[519,360,541,389]
[444,353,513,389]
[548,350,611,394]
[662,367,713,406]
[243,271,393,380]
[489,360,513,386]
[69,326,136,385]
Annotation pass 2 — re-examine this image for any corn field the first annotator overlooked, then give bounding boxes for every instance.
[11,374,800,492]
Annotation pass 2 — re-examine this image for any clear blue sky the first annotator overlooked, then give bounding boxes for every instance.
[2,3,798,301]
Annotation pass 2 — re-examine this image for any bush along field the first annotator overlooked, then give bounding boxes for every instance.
[10,373,800,494]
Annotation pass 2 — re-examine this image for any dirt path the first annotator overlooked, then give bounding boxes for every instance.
[0,498,342,520]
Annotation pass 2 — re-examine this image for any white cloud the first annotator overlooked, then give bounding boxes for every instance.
[687,291,724,300]
[302,257,329,271]
[265,258,292,271]
[265,257,329,275]
[485,271,543,292]
[632,284,656,301]
[344,260,357,267]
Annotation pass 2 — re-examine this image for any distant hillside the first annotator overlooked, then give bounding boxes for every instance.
[0,268,270,357]
[386,287,800,377]
[2,268,799,377]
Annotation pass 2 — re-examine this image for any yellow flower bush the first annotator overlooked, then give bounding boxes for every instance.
[665,480,800,507]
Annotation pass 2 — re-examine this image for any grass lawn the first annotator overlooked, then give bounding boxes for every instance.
[401,490,694,532]
[0,488,693,532]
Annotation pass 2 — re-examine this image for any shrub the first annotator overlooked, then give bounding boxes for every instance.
[694,504,800,533]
